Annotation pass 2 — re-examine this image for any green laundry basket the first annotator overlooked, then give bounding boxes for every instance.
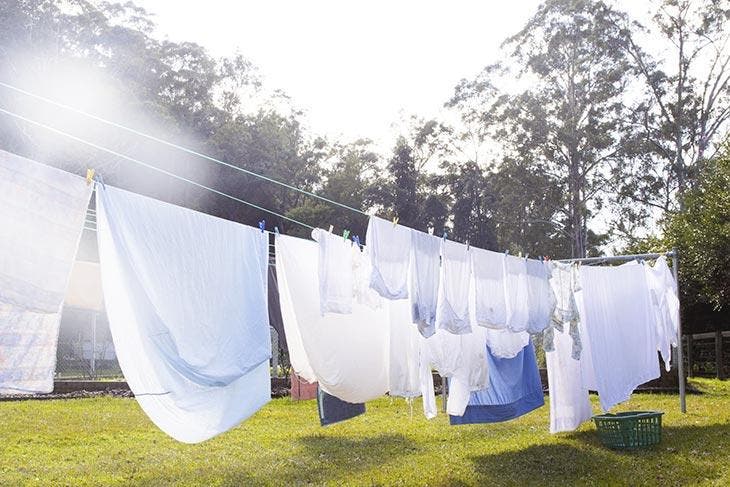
[592,411,664,450]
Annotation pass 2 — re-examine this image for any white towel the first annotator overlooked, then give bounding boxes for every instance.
[97,185,271,443]
[312,228,354,315]
[471,247,507,329]
[525,259,555,334]
[409,230,441,337]
[366,216,411,300]
[0,151,92,394]
[503,255,530,332]
[435,240,472,335]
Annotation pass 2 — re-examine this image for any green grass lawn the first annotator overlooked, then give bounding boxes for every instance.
[1,379,729,486]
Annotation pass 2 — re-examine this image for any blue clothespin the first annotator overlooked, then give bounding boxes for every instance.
[442,230,448,240]
[258,220,266,233]
[343,229,350,241]
[94,173,106,190]
[352,235,361,247]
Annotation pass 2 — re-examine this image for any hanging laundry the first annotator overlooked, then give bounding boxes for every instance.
[351,244,382,309]
[503,255,530,333]
[276,234,390,403]
[0,150,92,394]
[388,299,423,398]
[435,240,472,335]
[317,387,365,426]
[419,326,489,418]
[485,327,530,359]
[644,256,680,371]
[409,230,441,337]
[366,216,411,300]
[96,186,271,443]
[525,259,555,334]
[449,341,544,425]
[545,261,582,359]
[312,228,353,315]
[545,325,593,433]
[471,247,508,329]
[576,264,660,412]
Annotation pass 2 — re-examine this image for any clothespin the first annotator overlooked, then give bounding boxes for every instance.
[328,224,334,233]
[86,168,95,186]
[343,229,350,241]
[442,230,448,240]
[538,255,543,262]
[392,216,399,226]
[428,227,434,235]
[466,240,470,251]
[504,249,509,255]
[95,173,106,189]
[258,220,266,233]
[353,235,361,247]
[524,253,529,260]
[274,226,280,235]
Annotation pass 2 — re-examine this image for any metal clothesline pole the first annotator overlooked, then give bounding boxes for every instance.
[671,247,687,413]
[557,249,687,414]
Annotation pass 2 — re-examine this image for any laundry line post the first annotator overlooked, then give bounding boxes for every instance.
[90,311,97,379]
[670,248,687,413]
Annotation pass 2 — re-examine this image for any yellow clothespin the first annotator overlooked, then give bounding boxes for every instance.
[86,168,95,186]
[392,216,399,226]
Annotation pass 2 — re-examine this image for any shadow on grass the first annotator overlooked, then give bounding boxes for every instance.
[279,433,419,483]
[465,423,730,486]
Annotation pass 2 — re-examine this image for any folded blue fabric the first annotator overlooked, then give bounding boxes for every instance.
[317,387,366,426]
[449,341,544,425]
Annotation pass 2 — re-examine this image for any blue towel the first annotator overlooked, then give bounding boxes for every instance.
[317,387,366,426]
[449,342,544,425]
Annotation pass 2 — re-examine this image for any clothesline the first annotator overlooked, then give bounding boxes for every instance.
[0,149,688,445]
[0,80,370,218]
[0,106,317,232]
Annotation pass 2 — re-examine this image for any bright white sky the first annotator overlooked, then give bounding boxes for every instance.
[138,0,546,147]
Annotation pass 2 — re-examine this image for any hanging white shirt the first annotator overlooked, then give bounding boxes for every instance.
[0,151,92,394]
[435,240,472,335]
[471,247,508,329]
[366,216,411,300]
[97,185,271,443]
[577,264,660,412]
[503,255,530,333]
[312,228,354,315]
[409,230,441,337]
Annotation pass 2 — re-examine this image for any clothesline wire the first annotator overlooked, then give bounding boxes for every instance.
[0,80,369,218]
[0,106,316,232]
